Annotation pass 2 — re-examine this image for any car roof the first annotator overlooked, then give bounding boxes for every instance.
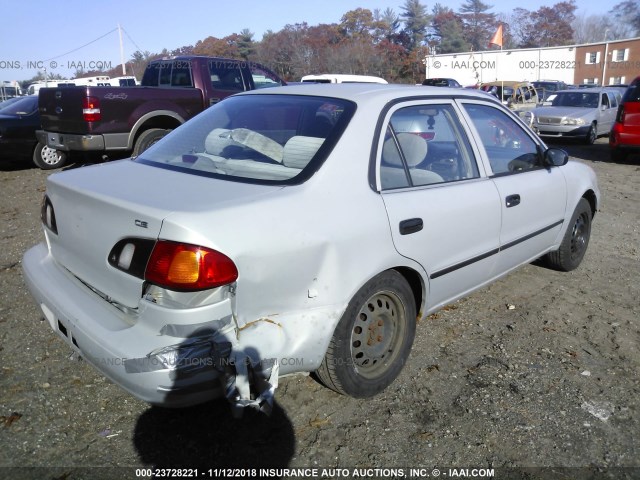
[556,87,615,93]
[481,81,531,87]
[239,83,499,105]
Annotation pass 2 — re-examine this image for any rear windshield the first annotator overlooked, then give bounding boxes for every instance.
[135,94,356,185]
[622,80,640,102]
[0,96,37,115]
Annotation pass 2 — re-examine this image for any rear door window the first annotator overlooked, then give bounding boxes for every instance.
[379,103,480,190]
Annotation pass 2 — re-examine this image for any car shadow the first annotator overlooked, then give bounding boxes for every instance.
[0,158,34,171]
[132,329,296,470]
[134,399,295,469]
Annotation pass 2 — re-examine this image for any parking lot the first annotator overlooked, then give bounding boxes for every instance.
[0,138,639,479]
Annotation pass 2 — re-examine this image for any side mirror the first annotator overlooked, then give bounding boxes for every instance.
[544,148,569,167]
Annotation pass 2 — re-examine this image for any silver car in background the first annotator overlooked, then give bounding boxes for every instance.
[22,84,600,413]
[524,87,622,144]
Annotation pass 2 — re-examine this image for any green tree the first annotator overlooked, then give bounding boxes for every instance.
[373,7,401,42]
[237,29,256,60]
[432,4,469,53]
[340,8,377,39]
[400,0,430,50]
[459,0,496,51]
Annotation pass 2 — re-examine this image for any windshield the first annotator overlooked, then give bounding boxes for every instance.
[0,96,37,115]
[533,82,559,90]
[136,94,356,184]
[552,92,599,108]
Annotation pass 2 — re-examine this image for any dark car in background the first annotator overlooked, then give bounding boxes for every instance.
[422,78,462,87]
[0,96,67,169]
[532,80,569,102]
[610,76,640,161]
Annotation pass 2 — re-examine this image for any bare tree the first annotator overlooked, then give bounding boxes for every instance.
[610,0,640,37]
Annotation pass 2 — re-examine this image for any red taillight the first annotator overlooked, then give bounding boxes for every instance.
[82,96,101,122]
[145,241,238,291]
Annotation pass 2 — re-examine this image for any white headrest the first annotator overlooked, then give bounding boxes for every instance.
[283,136,324,169]
[204,128,235,155]
[383,133,427,167]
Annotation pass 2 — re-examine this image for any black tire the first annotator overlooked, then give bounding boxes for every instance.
[316,270,416,398]
[132,128,169,157]
[545,198,592,271]
[585,122,597,145]
[32,142,67,170]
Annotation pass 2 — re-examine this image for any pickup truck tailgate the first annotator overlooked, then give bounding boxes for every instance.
[39,86,206,137]
[39,87,93,134]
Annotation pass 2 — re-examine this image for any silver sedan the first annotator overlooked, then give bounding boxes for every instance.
[525,87,621,144]
[23,84,600,412]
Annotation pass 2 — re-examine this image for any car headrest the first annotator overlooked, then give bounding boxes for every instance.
[383,133,428,167]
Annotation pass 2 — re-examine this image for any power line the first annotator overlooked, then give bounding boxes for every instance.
[121,26,144,53]
[43,28,119,62]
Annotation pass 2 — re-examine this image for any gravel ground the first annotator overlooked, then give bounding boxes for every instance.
[1,138,639,480]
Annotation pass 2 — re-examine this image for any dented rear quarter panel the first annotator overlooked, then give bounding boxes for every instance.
[156,108,429,370]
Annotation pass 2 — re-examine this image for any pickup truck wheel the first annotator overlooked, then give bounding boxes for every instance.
[315,270,416,398]
[132,129,169,156]
[33,142,67,170]
[544,198,592,271]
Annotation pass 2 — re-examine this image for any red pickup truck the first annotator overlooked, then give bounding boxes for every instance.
[36,56,285,169]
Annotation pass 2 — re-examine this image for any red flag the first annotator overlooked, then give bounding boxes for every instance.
[489,24,503,48]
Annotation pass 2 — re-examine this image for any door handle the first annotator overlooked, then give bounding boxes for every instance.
[505,194,521,208]
[399,218,423,235]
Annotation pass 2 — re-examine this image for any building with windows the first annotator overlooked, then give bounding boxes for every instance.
[424,37,640,87]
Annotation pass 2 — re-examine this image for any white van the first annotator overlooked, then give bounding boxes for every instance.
[108,76,139,86]
[72,76,112,86]
[301,74,388,84]
[27,81,77,95]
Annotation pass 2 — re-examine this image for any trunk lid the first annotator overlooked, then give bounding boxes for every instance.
[45,160,281,308]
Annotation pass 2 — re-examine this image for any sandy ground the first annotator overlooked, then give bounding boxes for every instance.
[0,138,638,480]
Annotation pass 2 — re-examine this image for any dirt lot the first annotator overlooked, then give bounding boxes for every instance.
[0,139,638,480]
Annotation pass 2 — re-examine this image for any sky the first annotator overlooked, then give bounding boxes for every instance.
[0,0,613,82]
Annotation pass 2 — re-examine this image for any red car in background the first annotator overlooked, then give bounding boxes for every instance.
[610,76,640,162]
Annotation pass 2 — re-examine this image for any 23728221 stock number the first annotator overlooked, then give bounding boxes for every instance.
[519,60,577,69]
[136,468,259,478]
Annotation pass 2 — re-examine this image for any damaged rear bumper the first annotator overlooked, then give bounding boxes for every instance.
[22,243,337,410]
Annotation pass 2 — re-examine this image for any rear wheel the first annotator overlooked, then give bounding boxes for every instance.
[132,128,169,156]
[32,142,67,170]
[544,198,592,271]
[316,270,416,398]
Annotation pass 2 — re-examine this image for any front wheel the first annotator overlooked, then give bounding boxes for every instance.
[585,122,597,145]
[315,270,416,398]
[544,198,592,271]
[32,142,67,170]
